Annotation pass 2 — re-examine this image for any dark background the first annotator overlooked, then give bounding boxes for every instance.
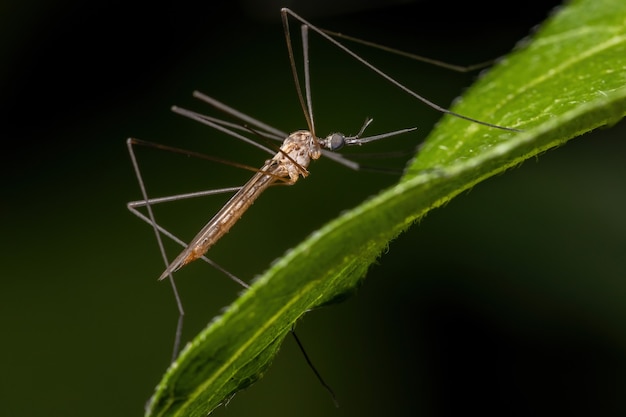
[3,0,625,416]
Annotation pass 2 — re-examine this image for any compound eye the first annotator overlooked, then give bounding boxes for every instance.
[328,133,345,151]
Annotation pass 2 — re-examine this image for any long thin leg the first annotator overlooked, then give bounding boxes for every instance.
[281,9,314,135]
[281,8,521,133]
[290,328,338,408]
[191,92,288,139]
[301,24,315,136]
[127,138,186,361]
[318,28,495,73]
[170,106,278,157]
[127,187,243,207]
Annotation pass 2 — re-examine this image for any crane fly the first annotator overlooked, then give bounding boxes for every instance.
[127,8,520,363]
[156,108,415,281]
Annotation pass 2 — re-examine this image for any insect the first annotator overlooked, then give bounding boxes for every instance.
[127,7,519,369]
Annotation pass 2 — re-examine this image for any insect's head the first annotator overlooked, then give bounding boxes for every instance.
[321,133,346,151]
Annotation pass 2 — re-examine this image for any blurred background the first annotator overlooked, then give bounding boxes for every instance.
[2,0,625,416]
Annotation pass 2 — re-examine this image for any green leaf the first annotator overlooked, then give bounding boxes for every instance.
[145,1,626,416]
